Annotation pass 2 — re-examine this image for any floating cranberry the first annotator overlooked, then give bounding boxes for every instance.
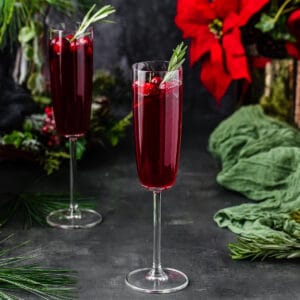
[50,37,68,54]
[78,36,93,55]
[151,76,162,86]
[143,83,159,96]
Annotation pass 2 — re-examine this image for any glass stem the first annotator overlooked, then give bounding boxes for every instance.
[147,191,168,281]
[69,137,77,217]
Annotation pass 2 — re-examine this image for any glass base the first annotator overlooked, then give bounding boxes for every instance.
[46,208,102,229]
[125,268,189,294]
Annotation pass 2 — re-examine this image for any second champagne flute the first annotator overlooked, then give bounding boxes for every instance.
[47,26,102,229]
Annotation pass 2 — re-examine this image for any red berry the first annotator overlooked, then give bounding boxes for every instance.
[143,83,159,96]
[45,106,53,117]
[50,37,68,54]
[42,125,49,134]
[69,40,77,52]
[65,34,74,41]
[78,36,93,55]
[151,76,162,86]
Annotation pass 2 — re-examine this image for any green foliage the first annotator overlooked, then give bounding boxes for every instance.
[65,138,86,160]
[93,70,116,98]
[93,68,131,105]
[260,59,294,122]
[229,234,300,260]
[0,193,96,228]
[72,3,115,40]
[255,0,300,42]
[162,42,187,84]
[1,131,39,151]
[0,235,76,299]
[107,112,132,146]
[43,151,69,175]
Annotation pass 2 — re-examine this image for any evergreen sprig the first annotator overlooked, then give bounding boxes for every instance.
[161,42,187,84]
[72,4,116,40]
[0,235,76,299]
[0,193,96,228]
[229,235,300,260]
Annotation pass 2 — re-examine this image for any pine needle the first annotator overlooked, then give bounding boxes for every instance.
[228,235,300,260]
[0,193,96,229]
[161,42,187,84]
[0,235,76,299]
[72,4,116,40]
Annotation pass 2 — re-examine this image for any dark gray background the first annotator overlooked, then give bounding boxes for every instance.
[90,0,235,115]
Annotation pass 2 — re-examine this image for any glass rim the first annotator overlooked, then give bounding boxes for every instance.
[132,61,182,72]
[49,25,93,34]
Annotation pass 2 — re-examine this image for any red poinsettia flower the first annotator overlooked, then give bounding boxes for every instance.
[175,0,269,103]
[286,9,300,59]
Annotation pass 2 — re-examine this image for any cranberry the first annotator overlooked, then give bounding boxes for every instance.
[65,34,74,41]
[151,76,162,86]
[143,83,159,96]
[44,106,53,117]
[69,40,77,52]
[50,37,68,54]
[78,36,93,55]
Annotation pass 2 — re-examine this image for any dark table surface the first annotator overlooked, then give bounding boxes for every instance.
[0,108,299,300]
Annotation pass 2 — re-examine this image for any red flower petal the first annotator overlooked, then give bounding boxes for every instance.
[214,0,240,20]
[238,0,269,26]
[189,28,216,64]
[200,56,232,103]
[286,42,300,59]
[287,9,300,35]
[223,27,251,82]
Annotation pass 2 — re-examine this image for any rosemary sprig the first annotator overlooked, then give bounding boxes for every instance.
[161,42,187,84]
[0,235,76,299]
[228,235,300,260]
[72,4,116,40]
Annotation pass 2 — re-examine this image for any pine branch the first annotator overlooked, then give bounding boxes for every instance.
[0,235,76,300]
[161,42,187,84]
[228,235,300,260]
[0,193,96,228]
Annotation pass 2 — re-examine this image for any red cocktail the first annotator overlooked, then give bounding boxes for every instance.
[126,61,188,294]
[49,31,93,137]
[133,77,182,190]
[47,27,102,229]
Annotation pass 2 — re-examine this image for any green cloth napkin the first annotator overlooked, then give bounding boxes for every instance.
[208,105,300,240]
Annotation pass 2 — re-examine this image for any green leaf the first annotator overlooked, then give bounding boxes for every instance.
[43,151,69,175]
[255,13,275,32]
[75,138,87,160]
[32,95,51,105]
[18,26,35,44]
[107,112,132,146]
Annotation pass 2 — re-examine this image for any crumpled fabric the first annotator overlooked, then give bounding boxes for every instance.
[208,105,300,239]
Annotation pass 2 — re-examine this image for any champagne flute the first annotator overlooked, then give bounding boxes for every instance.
[47,26,102,229]
[125,61,189,293]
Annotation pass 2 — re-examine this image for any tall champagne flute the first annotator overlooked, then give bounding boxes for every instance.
[125,61,189,293]
[47,27,102,229]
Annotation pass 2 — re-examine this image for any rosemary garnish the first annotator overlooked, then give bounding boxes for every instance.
[228,235,300,260]
[161,42,187,84]
[72,4,116,40]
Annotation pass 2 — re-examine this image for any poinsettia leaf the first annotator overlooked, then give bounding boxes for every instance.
[255,13,275,32]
